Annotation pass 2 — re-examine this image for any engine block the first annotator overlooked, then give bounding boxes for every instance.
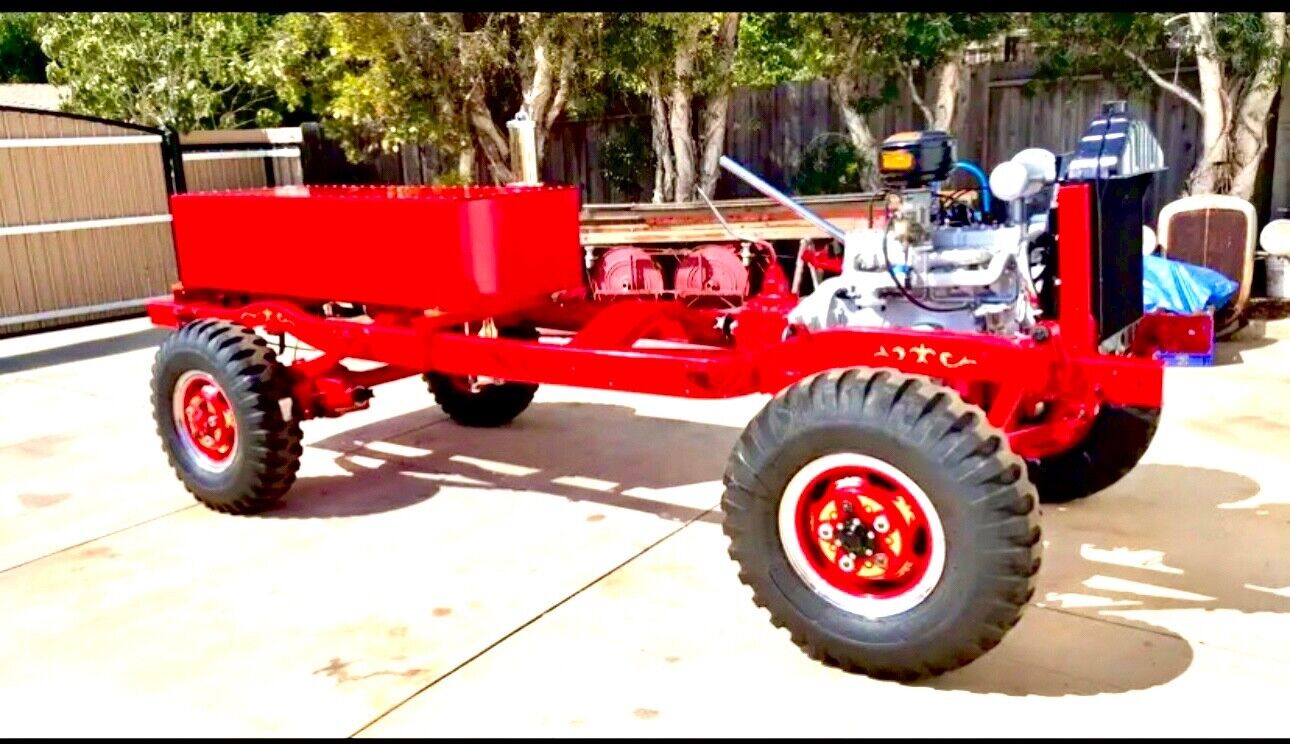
[789,188,1044,338]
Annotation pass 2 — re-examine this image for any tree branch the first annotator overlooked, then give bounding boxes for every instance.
[1123,48,1203,116]
[544,39,574,133]
[903,64,933,126]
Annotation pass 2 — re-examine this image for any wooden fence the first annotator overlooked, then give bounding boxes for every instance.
[311,59,1278,221]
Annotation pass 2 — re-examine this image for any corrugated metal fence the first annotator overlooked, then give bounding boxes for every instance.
[179,128,304,192]
[0,106,180,335]
[0,108,306,336]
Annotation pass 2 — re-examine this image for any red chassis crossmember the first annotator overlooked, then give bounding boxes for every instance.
[148,181,1162,462]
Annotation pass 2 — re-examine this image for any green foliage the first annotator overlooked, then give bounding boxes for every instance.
[1027,13,1168,92]
[0,13,46,83]
[270,13,604,166]
[894,13,1014,69]
[734,13,824,87]
[432,169,472,187]
[599,123,655,200]
[791,133,870,196]
[602,13,744,96]
[1027,13,1286,93]
[737,13,908,116]
[301,13,480,160]
[39,13,300,131]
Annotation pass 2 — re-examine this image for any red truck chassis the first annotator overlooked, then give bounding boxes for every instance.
[146,177,1162,682]
[149,182,1160,460]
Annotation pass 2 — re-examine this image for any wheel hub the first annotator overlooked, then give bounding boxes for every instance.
[836,516,876,555]
[778,453,946,618]
[802,472,931,596]
[172,371,237,471]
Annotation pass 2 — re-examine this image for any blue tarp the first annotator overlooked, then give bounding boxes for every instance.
[1142,254,1238,314]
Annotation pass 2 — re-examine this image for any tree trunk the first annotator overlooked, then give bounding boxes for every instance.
[1187,12,1231,195]
[537,40,574,161]
[520,27,575,169]
[1227,12,1286,200]
[696,12,741,198]
[669,25,700,202]
[904,65,934,126]
[832,74,879,190]
[522,33,555,162]
[457,149,475,183]
[932,55,966,132]
[467,77,513,184]
[649,74,675,204]
[1132,13,1286,199]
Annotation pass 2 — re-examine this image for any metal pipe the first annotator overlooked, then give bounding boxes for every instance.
[949,160,992,214]
[718,156,847,243]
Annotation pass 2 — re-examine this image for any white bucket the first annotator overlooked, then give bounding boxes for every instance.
[1267,255,1290,299]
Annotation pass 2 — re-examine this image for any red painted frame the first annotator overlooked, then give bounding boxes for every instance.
[148,181,1163,461]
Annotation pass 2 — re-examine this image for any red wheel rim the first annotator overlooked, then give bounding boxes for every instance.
[171,371,237,471]
[778,453,946,617]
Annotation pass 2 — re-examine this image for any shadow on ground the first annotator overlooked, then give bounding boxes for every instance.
[0,328,168,375]
[268,401,739,524]
[1214,320,1280,365]
[257,398,1285,698]
[928,462,1286,696]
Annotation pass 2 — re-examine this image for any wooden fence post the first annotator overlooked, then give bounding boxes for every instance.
[300,122,325,184]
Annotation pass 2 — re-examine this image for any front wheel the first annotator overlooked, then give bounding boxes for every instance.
[722,368,1041,680]
[151,319,303,514]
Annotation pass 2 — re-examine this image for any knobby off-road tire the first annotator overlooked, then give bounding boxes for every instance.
[151,319,303,515]
[722,368,1042,681]
[425,324,539,428]
[1027,404,1161,504]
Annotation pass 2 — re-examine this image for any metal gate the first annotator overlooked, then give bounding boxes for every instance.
[0,105,182,336]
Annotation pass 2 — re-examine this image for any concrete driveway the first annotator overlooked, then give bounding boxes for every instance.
[1,316,1287,737]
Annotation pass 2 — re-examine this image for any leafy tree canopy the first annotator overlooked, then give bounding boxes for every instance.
[40,13,302,131]
[0,13,46,83]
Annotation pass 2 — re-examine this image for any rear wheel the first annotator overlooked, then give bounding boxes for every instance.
[1027,404,1161,504]
[426,321,539,428]
[151,320,303,514]
[722,368,1041,680]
